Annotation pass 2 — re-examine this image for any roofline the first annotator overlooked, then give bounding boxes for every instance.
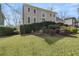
[64,17,76,20]
[24,3,57,14]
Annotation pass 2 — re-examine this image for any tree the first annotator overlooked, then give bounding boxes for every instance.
[59,10,68,20]
[0,4,5,25]
[2,4,22,27]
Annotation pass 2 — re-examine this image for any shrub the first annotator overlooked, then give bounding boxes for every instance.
[67,26,78,33]
[55,28,60,34]
[0,26,18,36]
[48,29,54,35]
[20,21,78,35]
[25,24,32,33]
[48,25,60,29]
[60,26,78,34]
[20,21,57,34]
[44,25,60,35]
[56,23,64,26]
[30,23,42,32]
[42,27,49,34]
[20,24,32,34]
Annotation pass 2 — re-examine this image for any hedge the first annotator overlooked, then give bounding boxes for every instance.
[20,21,78,34]
[20,21,57,34]
[60,26,78,34]
[48,25,60,29]
[0,26,18,36]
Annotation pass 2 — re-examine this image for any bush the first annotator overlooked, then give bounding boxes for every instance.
[20,21,78,35]
[20,21,57,34]
[25,24,32,33]
[0,26,18,36]
[60,26,78,34]
[49,29,58,35]
[42,27,49,34]
[20,24,32,34]
[43,25,60,35]
[56,23,64,26]
[67,26,78,33]
[48,25,60,29]
[30,23,42,32]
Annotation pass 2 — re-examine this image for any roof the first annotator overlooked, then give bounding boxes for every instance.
[56,17,63,20]
[64,17,76,20]
[24,3,57,14]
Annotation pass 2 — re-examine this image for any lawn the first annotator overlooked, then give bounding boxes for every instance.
[0,34,79,56]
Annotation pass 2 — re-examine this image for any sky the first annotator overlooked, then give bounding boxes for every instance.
[31,3,79,18]
[1,3,79,25]
[2,3,79,18]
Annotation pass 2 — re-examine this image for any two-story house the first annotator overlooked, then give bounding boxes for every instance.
[22,4,57,25]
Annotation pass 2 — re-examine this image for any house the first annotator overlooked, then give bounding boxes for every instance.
[0,4,5,25]
[76,20,79,27]
[55,17,64,23]
[64,17,78,27]
[22,4,57,25]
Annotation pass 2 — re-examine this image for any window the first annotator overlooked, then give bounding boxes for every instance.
[28,17,30,23]
[42,18,45,22]
[34,9,36,14]
[50,14,52,17]
[28,8,30,12]
[42,14,45,17]
[34,18,36,23]
[53,14,55,17]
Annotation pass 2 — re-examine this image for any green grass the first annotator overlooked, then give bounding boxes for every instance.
[0,34,79,56]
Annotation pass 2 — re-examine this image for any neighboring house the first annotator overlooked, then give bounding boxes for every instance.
[76,20,79,27]
[0,4,5,25]
[78,22,79,27]
[64,17,78,27]
[22,4,57,25]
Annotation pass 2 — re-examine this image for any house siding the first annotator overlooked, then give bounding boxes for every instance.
[22,4,57,25]
[64,18,77,27]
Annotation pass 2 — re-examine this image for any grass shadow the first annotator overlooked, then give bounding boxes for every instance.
[0,35,17,39]
[0,33,78,45]
[34,34,64,45]
[34,33,78,45]
[67,35,78,38]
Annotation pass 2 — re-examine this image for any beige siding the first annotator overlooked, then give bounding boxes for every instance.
[64,19,73,25]
[23,4,56,25]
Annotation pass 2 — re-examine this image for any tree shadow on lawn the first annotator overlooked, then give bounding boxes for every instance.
[34,34,64,45]
[0,35,17,39]
[67,34,78,38]
[34,34,78,45]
